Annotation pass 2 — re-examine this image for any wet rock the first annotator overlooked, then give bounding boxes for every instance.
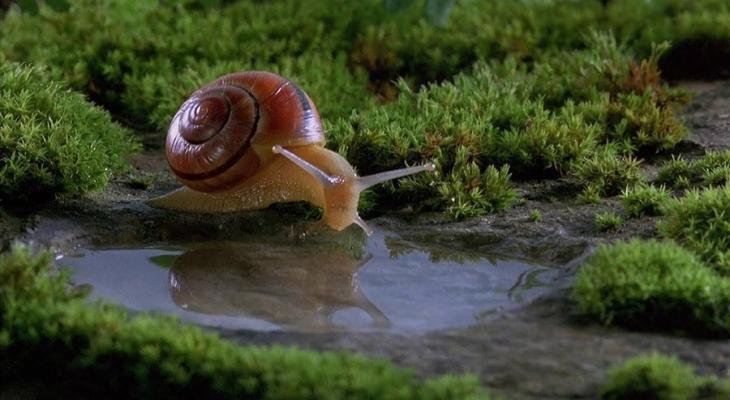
[684,80,730,150]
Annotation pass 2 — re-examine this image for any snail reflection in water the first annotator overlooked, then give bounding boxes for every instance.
[147,71,434,234]
[168,242,389,330]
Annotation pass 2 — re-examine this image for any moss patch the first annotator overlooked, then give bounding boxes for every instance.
[600,353,730,400]
[573,239,730,337]
[659,184,730,274]
[621,184,670,218]
[657,150,730,190]
[570,145,644,201]
[0,244,490,399]
[594,212,624,232]
[0,62,138,206]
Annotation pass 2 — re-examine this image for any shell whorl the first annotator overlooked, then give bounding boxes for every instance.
[166,71,325,193]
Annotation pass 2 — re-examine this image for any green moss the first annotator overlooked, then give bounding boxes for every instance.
[701,165,730,187]
[0,1,693,131]
[123,53,373,131]
[607,88,688,151]
[351,0,604,86]
[354,0,725,98]
[657,155,693,188]
[693,150,730,173]
[659,185,730,273]
[600,354,700,400]
[595,212,623,232]
[0,62,138,205]
[437,163,517,220]
[693,150,730,189]
[0,0,377,129]
[608,0,730,79]
[0,2,697,215]
[570,145,644,199]
[578,184,603,205]
[621,184,670,217]
[573,239,730,337]
[330,33,688,214]
[529,209,541,222]
[600,353,730,400]
[657,151,730,189]
[0,244,490,399]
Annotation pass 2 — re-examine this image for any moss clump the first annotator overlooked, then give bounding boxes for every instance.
[702,165,730,187]
[656,155,693,189]
[529,209,541,222]
[433,150,518,219]
[692,150,730,189]
[659,185,730,273]
[365,0,730,85]
[573,239,730,337]
[578,184,603,205]
[693,150,730,176]
[657,150,730,189]
[621,184,670,217]
[599,353,730,400]
[595,212,623,232]
[0,62,138,205]
[0,244,489,399]
[600,353,699,400]
[532,39,688,152]
[570,145,644,200]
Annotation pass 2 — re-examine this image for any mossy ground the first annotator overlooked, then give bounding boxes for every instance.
[2,97,730,398]
[3,0,730,399]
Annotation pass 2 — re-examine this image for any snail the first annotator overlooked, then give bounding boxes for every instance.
[147,71,434,234]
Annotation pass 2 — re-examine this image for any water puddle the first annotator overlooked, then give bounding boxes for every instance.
[61,228,563,332]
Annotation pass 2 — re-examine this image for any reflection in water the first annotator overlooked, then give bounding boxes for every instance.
[63,228,565,332]
[507,268,554,303]
[168,244,389,330]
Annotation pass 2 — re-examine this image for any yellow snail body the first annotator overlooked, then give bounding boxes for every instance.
[147,71,433,234]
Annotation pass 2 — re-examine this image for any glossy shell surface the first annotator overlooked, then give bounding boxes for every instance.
[166,71,325,192]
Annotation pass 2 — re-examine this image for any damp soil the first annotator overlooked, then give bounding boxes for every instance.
[2,81,730,400]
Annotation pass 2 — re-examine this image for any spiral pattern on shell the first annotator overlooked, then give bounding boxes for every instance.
[166,71,325,192]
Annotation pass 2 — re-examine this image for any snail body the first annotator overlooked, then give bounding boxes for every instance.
[147,71,433,234]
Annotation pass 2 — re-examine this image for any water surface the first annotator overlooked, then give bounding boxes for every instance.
[62,228,560,332]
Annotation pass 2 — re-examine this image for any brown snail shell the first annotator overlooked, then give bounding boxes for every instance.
[166,71,324,192]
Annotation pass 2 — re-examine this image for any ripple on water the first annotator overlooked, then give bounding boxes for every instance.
[61,228,562,332]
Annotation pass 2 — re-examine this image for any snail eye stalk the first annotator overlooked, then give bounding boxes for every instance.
[272,145,340,186]
[273,144,435,193]
[355,162,436,192]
